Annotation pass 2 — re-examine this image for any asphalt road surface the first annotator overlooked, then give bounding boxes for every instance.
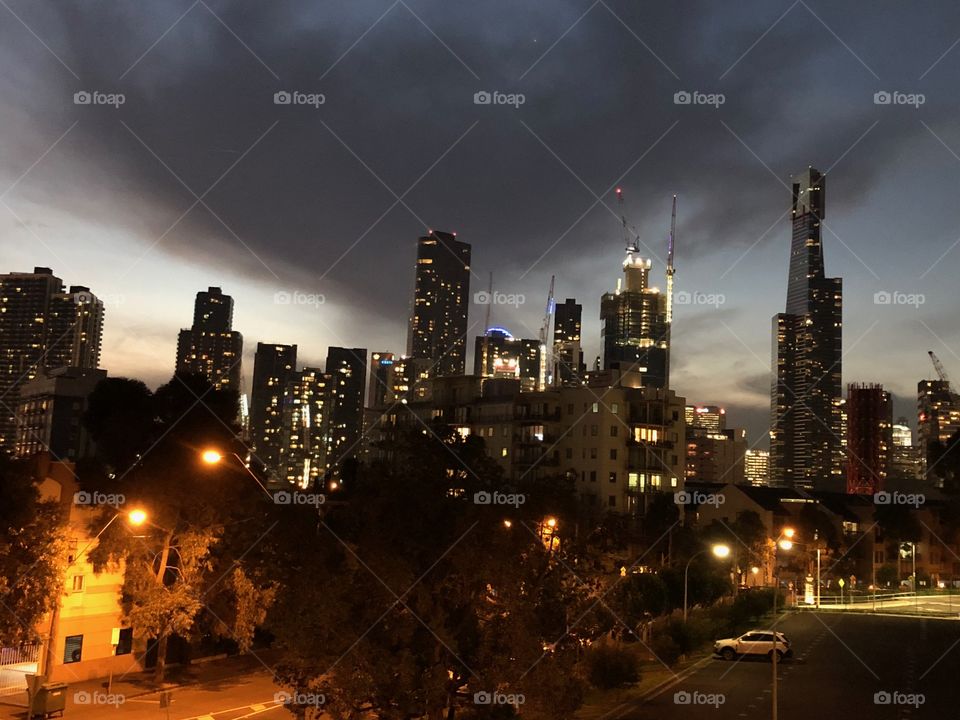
[0,671,297,720]
[619,612,960,719]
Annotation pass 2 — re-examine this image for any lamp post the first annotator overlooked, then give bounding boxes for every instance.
[771,527,795,720]
[41,509,147,680]
[683,543,731,622]
[201,449,273,499]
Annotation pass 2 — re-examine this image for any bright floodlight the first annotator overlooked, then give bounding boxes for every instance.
[712,544,731,558]
[545,517,558,529]
[201,449,223,465]
[128,509,147,526]
[779,539,793,551]
[783,527,795,539]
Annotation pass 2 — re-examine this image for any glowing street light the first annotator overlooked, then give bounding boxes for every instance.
[128,509,147,526]
[684,543,732,621]
[201,449,223,465]
[200,448,272,499]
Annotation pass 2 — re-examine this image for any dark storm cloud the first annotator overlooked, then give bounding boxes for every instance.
[3,0,960,438]
[9,0,960,290]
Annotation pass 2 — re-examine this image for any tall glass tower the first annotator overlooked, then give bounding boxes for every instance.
[771,168,843,490]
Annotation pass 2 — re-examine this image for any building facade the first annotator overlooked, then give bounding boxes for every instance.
[0,268,104,453]
[474,328,541,393]
[326,346,367,467]
[407,231,471,377]
[553,297,585,386]
[845,383,892,495]
[175,287,243,392]
[771,168,844,491]
[280,368,334,489]
[15,368,107,461]
[600,251,669,388]
[250,343,298,479]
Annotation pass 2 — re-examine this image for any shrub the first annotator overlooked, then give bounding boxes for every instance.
[584,643,640,689]
[649,633,682,667]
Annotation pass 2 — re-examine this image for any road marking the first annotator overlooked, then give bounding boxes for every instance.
[250,705,266,711]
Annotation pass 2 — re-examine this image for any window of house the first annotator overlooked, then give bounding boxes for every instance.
[590,448,598,459]
[589,471,597,482]
[71,575,84,592]
[611,403,619,414]
[64,635,83,664]
[566,448,573,459]
[608,495,616,507]
[590,425,598,436]
[592,402,599,413]
[610,425,618,437]
[501,448,508,457]
[116,628,133,656]
[610,449,617,460]
[609,472,617,483]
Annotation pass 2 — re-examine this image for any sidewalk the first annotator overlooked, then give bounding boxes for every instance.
[0,650,282,718]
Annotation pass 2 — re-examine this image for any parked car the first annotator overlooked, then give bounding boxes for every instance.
[714,630,792,661]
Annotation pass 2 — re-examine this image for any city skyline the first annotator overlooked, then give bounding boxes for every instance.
[4,2,960,445]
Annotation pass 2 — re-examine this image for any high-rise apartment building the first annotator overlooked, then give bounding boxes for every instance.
[771,169,843,490]
[0,268,104,452]
[16,367,107,460]
[889,417,923,484]
[281,367,334,489]
[600,250,669,388]
[368,352,396,409]
[553,298,584,386]
[474,328,541,393]
[175,287,243,391]
[744,449,771,486]
[250,343,298,478]
[918,379,960,450]
[326,346,367,467]
[845,383,891,495]
[407,231,471,377]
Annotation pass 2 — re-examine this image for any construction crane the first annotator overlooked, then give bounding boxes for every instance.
[665,195,677,390]
[929,351,951,384]
[665,194,677,325]
[615,187,640,253]
[538,275,555,390]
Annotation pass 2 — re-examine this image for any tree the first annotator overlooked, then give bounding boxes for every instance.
[267,429,587,720]
[83,373,273,680]
[0,456,67,646]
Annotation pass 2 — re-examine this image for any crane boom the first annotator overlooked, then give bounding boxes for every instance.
[929,350,950,383]
[539,276,555,389]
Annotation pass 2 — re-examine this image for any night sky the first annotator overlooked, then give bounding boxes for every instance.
[2,0,959,445]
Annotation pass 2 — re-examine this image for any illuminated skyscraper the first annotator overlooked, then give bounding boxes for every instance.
[0,268,104,452]
[600,251,668,388]
[407,231,471,377]
[175,287,243,391]
[281,367,333,489]
[250,343,298,478]
[553,298,584,386]
[771,169,843,490]
[326,346,367,467]
[744,449,771,486]
[368,352,396,408]
[474,328,541,393]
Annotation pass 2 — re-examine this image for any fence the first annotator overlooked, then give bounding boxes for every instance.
[0,643,41,695]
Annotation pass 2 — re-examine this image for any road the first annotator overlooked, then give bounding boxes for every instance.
[816,595,960,615]
[618,612,960,719]
[0,671,300,720]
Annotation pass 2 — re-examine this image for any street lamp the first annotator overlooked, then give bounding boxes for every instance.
[201,448,273,499]
[683,543,731,622]
[41,508,148,679]
[771,527,795,720]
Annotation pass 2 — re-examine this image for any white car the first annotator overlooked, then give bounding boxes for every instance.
[714,630,791,661]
